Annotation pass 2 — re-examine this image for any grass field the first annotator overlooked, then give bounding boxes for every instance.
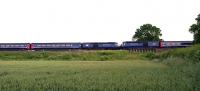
[0,60,199,91]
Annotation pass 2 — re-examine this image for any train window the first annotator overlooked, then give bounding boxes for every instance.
[181,43,192,45]
[65,44,71,47]
[177,43,181,45]
[51,44,55,47]
[0,45,5,48]
[85,44,89,47]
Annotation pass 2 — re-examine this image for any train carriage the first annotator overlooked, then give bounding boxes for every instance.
[0,43,30,51]
[160,41,193,48]
[82,42,118,50]
[31,43,82,50]
[122,41,145,49]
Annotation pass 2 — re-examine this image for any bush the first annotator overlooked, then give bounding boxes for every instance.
[144,52,157,60]
[188,50,200,63]
[146,45,200,63]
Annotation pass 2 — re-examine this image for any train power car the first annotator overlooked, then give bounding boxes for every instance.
[122,41,145,49]
[31,43,82,50]
[82,42,118,50]
[160,41,193,48]
[0,43,30,51]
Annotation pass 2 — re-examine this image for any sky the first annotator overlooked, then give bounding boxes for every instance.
[0,0,200,43]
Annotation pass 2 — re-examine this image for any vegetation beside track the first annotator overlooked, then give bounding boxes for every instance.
[144,45,200,91]
[145,44,200,63]
[0,50,144,61]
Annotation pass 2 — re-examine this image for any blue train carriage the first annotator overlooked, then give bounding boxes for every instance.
[147,41,160,48]
[160,41,193,48]
[122,41,145,49]
[97,42,119,50]
[81,42,96,49]
[0,43,30,51]
[31,42,82,50]
[82,42,119,50]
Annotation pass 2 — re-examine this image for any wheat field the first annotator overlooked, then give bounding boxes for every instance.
[0,60,197,91]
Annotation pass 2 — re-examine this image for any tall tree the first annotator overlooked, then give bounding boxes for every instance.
[133,24,162,41]
[189,14,200,44]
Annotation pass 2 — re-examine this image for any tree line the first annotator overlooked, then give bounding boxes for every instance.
[133,13,200,44]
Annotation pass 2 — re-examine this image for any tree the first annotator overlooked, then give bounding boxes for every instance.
[189,14,200,44]
[133,24,162,41]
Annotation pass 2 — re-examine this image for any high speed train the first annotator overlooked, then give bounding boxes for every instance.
[0,41,193,51]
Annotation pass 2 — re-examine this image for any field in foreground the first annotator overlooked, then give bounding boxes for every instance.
[0,60,199,91]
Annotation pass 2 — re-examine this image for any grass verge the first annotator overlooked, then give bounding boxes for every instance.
[0,50,144,61]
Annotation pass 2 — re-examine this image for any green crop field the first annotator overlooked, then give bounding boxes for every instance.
[0,60,199,91]
[0,45,200,91]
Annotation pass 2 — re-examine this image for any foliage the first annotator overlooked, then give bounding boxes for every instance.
[144,52,158,60]
[0,61,199,91]
[0,50,143,61]
[189,14,200,44]
[133,24,162,41]
[143,45,200,91]
[145,45,200,63]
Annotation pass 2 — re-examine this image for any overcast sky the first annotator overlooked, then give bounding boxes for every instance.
[0,0,200,43]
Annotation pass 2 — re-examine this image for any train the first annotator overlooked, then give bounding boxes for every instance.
[0,41,193,51]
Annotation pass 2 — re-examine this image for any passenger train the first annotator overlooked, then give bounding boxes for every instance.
[0,41,193,51]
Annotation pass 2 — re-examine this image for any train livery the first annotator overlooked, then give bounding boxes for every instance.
[0,41,193,51]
